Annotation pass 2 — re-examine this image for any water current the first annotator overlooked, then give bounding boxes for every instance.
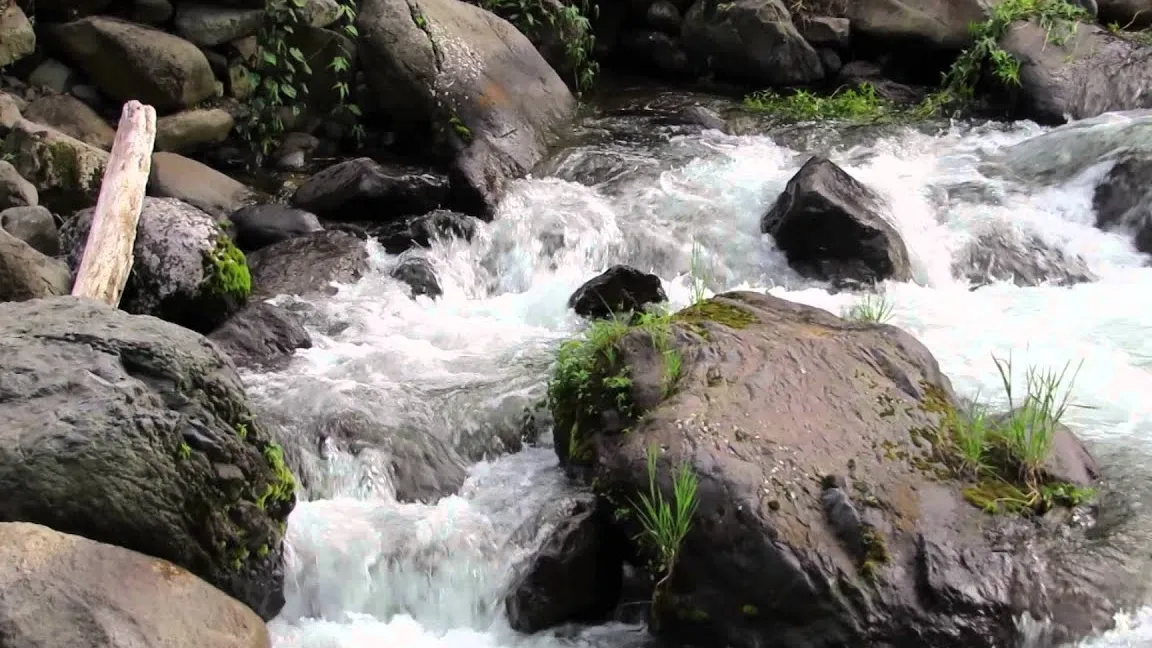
[248,96,1152,647]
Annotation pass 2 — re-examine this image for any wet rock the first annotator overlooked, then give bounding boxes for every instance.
[2,119,108,213]
[647,0,683,33]
[0,4,35,69]
[390,253,442,299]
[292,157,451,223]
[174,3,265,47]
[1,205,60,256]
[953,227,1096,288]
[999,22,1152,123]
[273,131,320,171]
[618,30,693,78]
[296,0,342,27]
[556,290,1120,648]
[148,151,260,219]
[22,94,115,150]
[1098,0,1152,26]
[1092,154,1152,254]
[155,108,235,153]
[0,228,71,302]
[226,203,324,252]
[798,15,850,48]
[62,197,251,333]
[682,0,824,86]
[357,0,576,216]
[568,265,669,320]
[29,59,77,94]
[246,229,369,298]
[656,105,728,132]
[133,0,175,24]
[208,301,312,370]
[0,296,296,620]
[0,522,271,648]
[761,155,912,286]
[47,17,218,113]
[376,208,480,254]
[0,159,37,209]
[847,0,988,51]
[313,409,468,503]
[838,60,923,104]
[505,493,623,632]
[0,91,22,135]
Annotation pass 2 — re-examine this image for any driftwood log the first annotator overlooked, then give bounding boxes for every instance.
[70,100,157,307]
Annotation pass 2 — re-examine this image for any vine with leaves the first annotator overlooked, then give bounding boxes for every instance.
[479,0,600,92]
[328,0,365,145]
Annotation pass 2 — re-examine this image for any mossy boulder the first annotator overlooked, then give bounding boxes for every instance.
[0,296,296,619]
[534,291,1130,647]
[1,119,108,213]
[62,197,251,333]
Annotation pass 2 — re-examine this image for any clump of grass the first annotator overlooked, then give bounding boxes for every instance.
[744,83,898,123]
[632,443,699,630]
[1107,18,1152,46]
[842,292,895,324]
[920,0,1091,116]
[689,238,710,307]
[931,353,1095,514]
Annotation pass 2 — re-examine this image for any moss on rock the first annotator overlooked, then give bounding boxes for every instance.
[206,235,252,303]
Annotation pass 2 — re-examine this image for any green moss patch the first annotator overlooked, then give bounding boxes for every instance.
[673,298,757,330]
[255,442,297,511]
[206,235,252,303]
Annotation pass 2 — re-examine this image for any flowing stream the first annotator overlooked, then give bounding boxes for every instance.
[249,101,1152,647]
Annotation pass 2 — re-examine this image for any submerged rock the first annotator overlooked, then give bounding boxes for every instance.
[537,291,1123,647]
[954,226,1096,288]
[246,229,369,299]
[62,197,252,333]
[0,297,296,619]
[390,253,442,299]
[208,301,312,370]
[568,265,668,320]
[292,157,451,223]
[1092,154,1152,254]
[0,522,270,648]
[762,156,912,286]
[375,208,480,254]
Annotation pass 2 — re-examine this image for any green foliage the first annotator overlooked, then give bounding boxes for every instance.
[842,292,895,324]
[688,238,710,306]
[328,0,366,145]
[921,0,1090,116]
[256,442,297,510]
[631,443,699,628]
[744,83,898,123]
[177,441,193,461]
[927,354,1095,515]
[206,236,252,302]
[1107,18,1152,45]
[478,0,600,91]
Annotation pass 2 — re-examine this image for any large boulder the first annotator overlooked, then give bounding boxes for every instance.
[567,265,669,320]
[356,0,576,215]
[0,158,37,209]
[0,4,36,68]
[0,297,297,620]
[208,301,313,370]
[0,522,270,648]
[61,197,252,333]
[225,203,324,252]
[246,229,370,298]
[173,3,265,47]
[148,152,260,219]
[292,157,451,223]
[2,119,109,213]
[847,0,991,51]
[761,156,912,286]
[1092,153,1152,254]
[22,94,117,151]
[1,205,60,256]
[999,21,1152,124]
[47,17,218,113]
[0,228,71,301]
[155,108,236,153]
[541,291,1123,647]
[681,0,824,86]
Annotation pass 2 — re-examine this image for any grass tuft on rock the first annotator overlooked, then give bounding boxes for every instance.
[744,83,899,123]
[922,353,1095,514]
[841,292,895,324]
[206,235,253,302]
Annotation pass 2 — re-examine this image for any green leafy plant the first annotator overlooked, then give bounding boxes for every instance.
[842,292,895,324]
[688,238,710,306]
[920,0,1090,116]
[328,0,365,146]
[631,443,699,629]
[744,83,898,123]
[477,0,600,91]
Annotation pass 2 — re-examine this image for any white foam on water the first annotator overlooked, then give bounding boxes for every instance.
[251,112,1152,647]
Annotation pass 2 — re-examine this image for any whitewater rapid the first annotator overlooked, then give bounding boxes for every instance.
[249,109,1152,648]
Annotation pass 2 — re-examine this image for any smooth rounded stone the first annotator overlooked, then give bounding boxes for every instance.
[646,0,682,33]
[798,15,851,48]
[246,229,369,299]
[208,301,312,370]
[761,155,912,286]
[22,93,116,150]
[273,131,320,171]
[61,197,251,333]
[28,58,76,94]
[225,203,324,252]
[290,0,341,26]
[155,108,235,153]
[567,264,668,320]
[0,522,271,648]
[0,160,37,210]
[2,120,108,213]
[375,209,480,254]
[0,228,71,302]
[0,296,296,619]
[292,157,451,223]
[1,205,59,256]
[954,226,1096,288]
[70,84,104,107]
[0,91,22,135]
[389,253,442,299]
[174,3,266,48]
[132,0,175,23]
[0,4,35,69]
[148,151,260,219]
